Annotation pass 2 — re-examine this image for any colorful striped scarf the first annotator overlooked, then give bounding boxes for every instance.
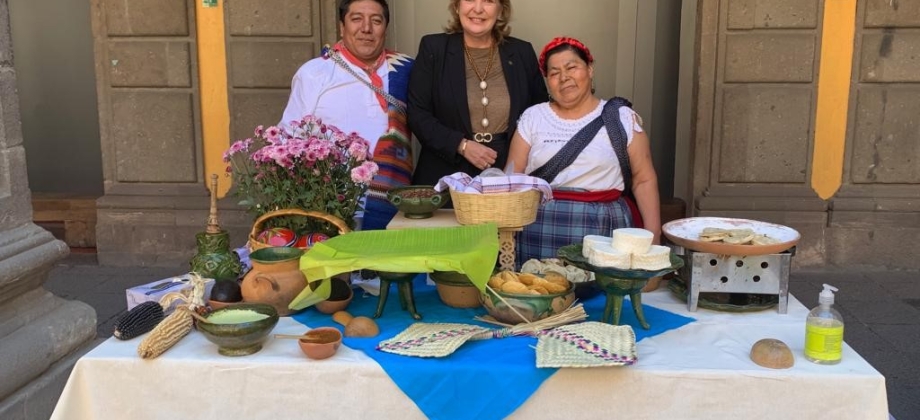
[326,44,414,228]
[367,51,414,204]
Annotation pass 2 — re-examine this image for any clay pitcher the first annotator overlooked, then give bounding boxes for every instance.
[241,247,306,316]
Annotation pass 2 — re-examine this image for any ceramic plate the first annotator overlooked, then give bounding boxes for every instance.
[557,244,683,280]
[662,217,800,256]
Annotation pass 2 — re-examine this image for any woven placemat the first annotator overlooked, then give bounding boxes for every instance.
[377,323,492,358]
[536,322,637,368]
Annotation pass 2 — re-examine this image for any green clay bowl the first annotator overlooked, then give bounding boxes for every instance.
[249,246,304,264]
[198,303,279,357]
[387,185,449,219]
[481,285,575,324]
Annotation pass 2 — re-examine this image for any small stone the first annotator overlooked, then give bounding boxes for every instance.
[481,96,489,106]
[479,80,488,90]
[481,118,490,128]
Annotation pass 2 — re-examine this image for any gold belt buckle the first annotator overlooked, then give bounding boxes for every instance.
[473,133,493,143]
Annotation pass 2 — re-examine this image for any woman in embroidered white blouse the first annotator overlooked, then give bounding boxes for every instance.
[507,37,661,262]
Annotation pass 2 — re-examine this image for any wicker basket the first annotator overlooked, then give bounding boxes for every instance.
[248,209,351,252]
[449,189,542,228]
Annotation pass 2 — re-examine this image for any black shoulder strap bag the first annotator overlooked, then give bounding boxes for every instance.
[530,97,643,226]
[531,96,634,188]
[600,97,635,199]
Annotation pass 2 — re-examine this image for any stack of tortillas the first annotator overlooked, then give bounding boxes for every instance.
[698,227,779,246]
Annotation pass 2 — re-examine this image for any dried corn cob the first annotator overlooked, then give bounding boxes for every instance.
[137,307,193,359]
[114,301,165,340]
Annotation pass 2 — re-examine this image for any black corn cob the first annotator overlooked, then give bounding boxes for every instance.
[114,301,165,340]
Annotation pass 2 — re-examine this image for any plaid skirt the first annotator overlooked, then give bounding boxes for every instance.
[516,197,634,263]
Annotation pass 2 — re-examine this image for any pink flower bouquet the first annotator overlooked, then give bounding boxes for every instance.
[225,115,378,233]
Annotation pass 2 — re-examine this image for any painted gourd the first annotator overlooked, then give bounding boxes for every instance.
[294,232,329,249]
[256,228,297,247]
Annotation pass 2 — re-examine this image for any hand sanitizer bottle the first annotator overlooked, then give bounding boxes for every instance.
[804,284,844,364]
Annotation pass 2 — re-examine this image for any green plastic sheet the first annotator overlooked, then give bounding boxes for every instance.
[289,223,500,310]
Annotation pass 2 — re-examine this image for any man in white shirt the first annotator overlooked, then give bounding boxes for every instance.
[280,0,414,230]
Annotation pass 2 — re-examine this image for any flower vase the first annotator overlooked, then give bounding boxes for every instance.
[190,231,243,281]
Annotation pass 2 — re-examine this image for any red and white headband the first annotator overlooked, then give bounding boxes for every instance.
[538,36,594,76]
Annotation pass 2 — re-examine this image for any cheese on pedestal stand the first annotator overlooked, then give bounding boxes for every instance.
[611,228,654,254]
[582,235,610,259]
[588,242,631,269]
[631,245,671,270]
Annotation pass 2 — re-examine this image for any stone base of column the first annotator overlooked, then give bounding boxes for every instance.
[0,335,97,420]
[0,223,97,419]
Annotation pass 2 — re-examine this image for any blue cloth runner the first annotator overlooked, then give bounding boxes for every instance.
[292,276,695,420]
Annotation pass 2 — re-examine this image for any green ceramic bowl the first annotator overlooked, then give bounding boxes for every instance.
[198,303,279,356]
[387,185,449,219]
[481,285,576,324]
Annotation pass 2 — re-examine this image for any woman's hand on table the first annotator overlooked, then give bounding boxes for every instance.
[460,139,497,170]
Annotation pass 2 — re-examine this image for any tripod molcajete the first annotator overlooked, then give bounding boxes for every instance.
[558,244,683,330]
[375,272,422,320]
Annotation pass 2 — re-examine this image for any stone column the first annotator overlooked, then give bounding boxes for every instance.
[0,0,97,418]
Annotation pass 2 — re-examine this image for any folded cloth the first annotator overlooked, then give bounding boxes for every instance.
[234,246,252,274]
[434,172,554,204]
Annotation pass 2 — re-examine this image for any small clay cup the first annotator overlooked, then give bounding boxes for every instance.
[298,327,343,360]
[314,277,354,314]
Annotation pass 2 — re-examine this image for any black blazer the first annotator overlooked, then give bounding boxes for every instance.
[408,33,548,185]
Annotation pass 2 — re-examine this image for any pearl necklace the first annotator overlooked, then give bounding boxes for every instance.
[463,43,496,130]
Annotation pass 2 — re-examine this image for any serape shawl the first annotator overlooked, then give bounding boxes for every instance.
[324,45,415,222]
[370,52,414,207]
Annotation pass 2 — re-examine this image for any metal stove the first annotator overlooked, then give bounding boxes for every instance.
[668,244,795,314]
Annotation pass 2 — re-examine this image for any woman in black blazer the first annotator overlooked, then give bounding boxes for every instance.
[408,0,548,187]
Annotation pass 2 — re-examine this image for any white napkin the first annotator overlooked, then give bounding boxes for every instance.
[434,172,554,204]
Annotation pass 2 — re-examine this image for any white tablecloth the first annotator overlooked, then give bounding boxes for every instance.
[51,290,888,420]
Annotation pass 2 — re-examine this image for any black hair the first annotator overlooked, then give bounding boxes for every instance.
[541,43,591,75]
[338,0,390,26]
